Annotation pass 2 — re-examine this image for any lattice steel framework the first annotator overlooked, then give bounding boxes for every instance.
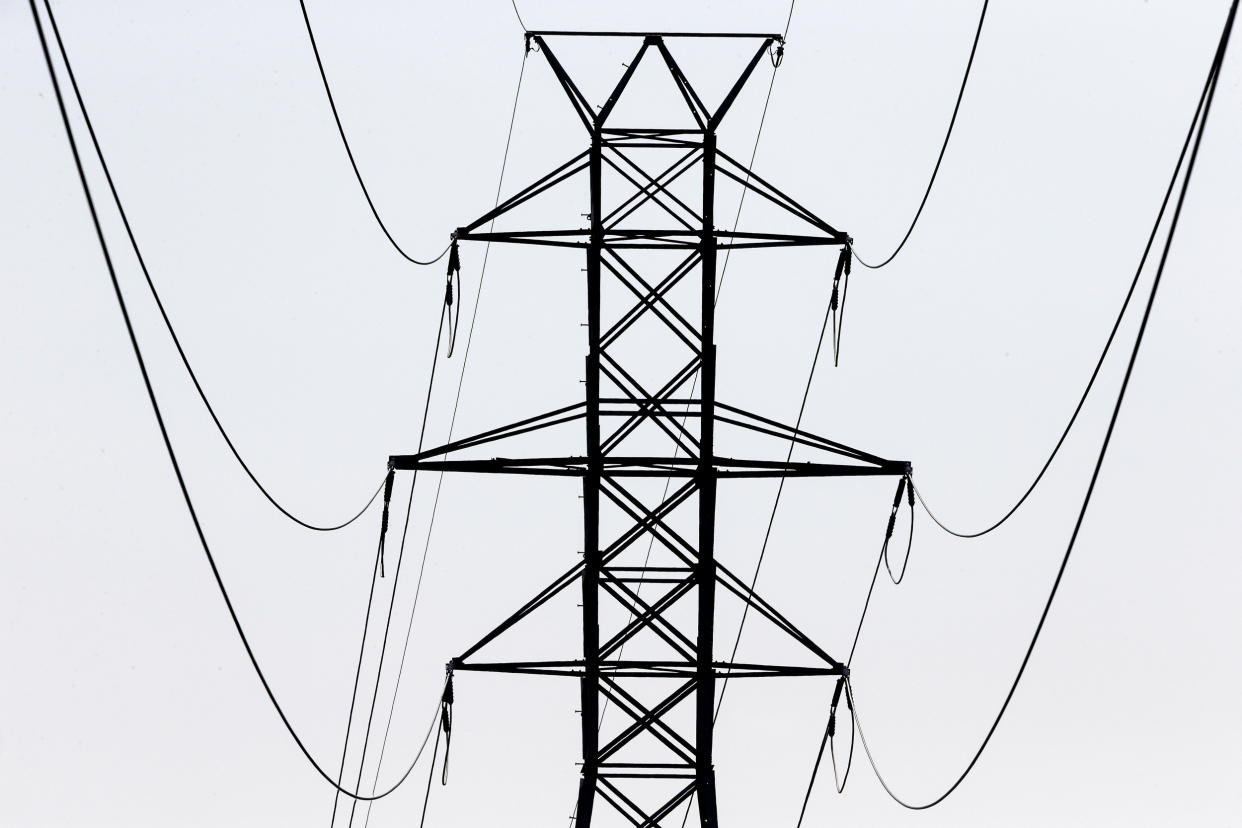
[391,31,908,827]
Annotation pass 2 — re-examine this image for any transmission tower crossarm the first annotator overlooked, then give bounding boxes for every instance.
[448,660,845,678]
[455,228,845,250]
[390,454,907,478]
[451,59,847,247]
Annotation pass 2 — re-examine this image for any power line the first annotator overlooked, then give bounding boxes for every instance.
[849,1,1235,808]
[700,0,842,735]
[796,4,1231,816]
[27,0,439,801]
[356,44,532,828]
[509,0,529,32]
[330,299,449,825]
[705,248,850,820]
[41,0,383,533]
[328,525,396,823]
[416,722,444,828]
[592,29,790,828]
[852,0,988,270]
[299,0,451,266]
[713,251,842,720]
[846,489,913,669]
[795,672,855,828]
[663,17,795,827]
[794,479,910,824]
[328,487,400,823]
[335,317,449,827]
[911,32,1209,538]
[702,5,840,731]
[602,75,775,647]
[618,57,781,665]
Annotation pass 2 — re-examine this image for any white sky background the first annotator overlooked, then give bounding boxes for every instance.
[2,0,1240,825]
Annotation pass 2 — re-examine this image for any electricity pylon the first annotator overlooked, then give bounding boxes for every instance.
[391,30,908,827]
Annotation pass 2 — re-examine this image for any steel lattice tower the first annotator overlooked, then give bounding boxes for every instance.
[392,31,908,827]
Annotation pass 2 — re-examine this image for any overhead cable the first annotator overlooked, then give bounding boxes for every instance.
[28,0,444,800]
[783,0,798,39]
[509,0,529,33]
[712,264,839,720]
[852,0,988,270]
[798,13,1232,816]
[911,20,1213,538]
[796,475,910,824]
[617,0,792,772]
[299,0,451,265]
[715,264,854,828]
[416,722,444,828]
[708,2,831,725]
[850,2,1235,808]
[336,249,457,825]
[329,300,449,825]
[668,8,797,824]
[803,38,1227,791]
[715,56,782,299]
[42,0,384,532]
[357,45,531,828]
[330,488,397,819]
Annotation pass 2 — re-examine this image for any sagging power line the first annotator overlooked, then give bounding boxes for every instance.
[336,42,533,828]
[299,0,452,265]
[845,0,1236,811]
[42,0,386,532]
[27,0,439,801]
[852,0,989,270]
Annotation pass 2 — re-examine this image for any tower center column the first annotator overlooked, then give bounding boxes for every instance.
[695,128,720,828]
[577,124,604,828]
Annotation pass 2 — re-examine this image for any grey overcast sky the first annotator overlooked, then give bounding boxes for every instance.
[2,1,1240,826]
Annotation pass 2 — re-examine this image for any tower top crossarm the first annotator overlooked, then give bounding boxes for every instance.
[456,32,846,251]
[525,31,784,40]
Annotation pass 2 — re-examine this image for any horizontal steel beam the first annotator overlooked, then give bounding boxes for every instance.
[452,659,845,678]
[390,454,908,478]
[526,30,782,40]
[456,228,848,249]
